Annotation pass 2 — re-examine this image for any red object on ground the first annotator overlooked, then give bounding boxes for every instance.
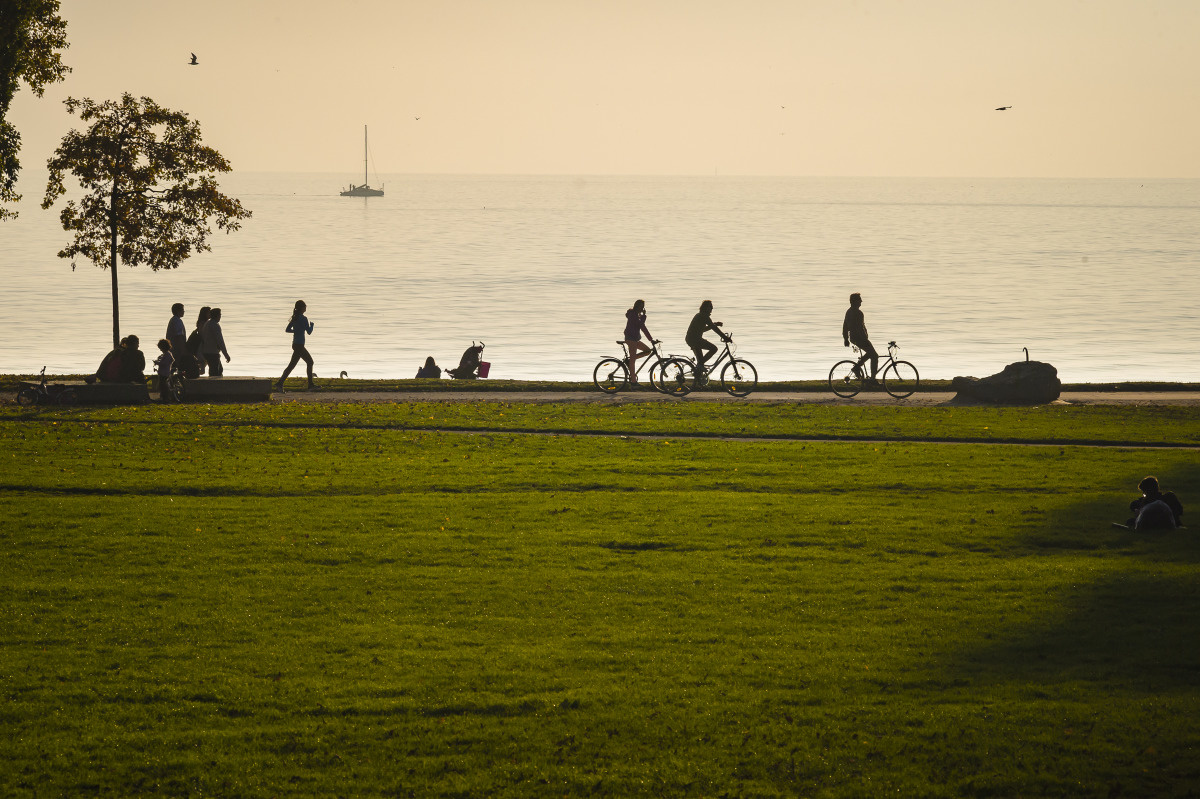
[478,361,491,378]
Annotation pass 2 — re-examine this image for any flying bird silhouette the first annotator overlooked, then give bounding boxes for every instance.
[995,105,1011,110]
[189,53,198,65]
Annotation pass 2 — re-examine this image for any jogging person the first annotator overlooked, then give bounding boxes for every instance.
[277,300,315,391]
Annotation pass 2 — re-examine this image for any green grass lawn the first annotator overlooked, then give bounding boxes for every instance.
[2,402,1199,796]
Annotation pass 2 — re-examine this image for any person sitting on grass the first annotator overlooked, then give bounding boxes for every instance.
[1127,475,1184,530]
[153,339,174,402]
[416,356,442,379]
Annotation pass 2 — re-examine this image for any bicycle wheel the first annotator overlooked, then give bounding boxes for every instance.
[882,360,919,399]
[829,360,864,398]
[593,358,629,393]
[659,358,692,397]
[168,373,186,402]
[16,387,39,407]
[721,358,758,397]
[646,358,668,393]
[55,388,77,406]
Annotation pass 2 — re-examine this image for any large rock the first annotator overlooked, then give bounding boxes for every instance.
[951,361,1061,405]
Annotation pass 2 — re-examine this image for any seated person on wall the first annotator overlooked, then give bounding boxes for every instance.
[1126,475,1184,530]
[415,356,442,379]
[119,335,146,383]
[94,336,146,384]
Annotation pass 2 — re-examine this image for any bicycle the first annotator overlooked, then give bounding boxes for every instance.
[593,339,670,393]
[658,334,758,397]
[16,367,77,407]
[829,340,919,399]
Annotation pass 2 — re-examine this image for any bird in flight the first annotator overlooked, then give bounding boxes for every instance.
[995,105,1012,110]
[189,53,198,65]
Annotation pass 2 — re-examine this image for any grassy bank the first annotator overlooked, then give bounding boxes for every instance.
[5,373,1200,395]
[8,400,1200,447]
[2,403,1199,796]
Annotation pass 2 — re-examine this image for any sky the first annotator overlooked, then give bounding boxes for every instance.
[7,0,1200,180]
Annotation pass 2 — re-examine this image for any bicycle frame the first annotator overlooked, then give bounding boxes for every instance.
[620,339,667,379]
[669,336,737,375]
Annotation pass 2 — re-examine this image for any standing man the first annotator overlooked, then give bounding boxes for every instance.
[166,303,196,379]
[842,293,878,382]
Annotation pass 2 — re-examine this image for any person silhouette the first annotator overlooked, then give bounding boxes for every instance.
[623,299,655,385]
[686,300,727,378]
[201,308,230,376]
[416,356,441,378]
[165,302,195,378]
[842,293,878,382]
[1127,476,1184,530]
[277,300,315,391]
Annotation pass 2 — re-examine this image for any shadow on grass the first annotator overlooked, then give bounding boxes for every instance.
[952,572,1200,690]
[951,462,1200,689]
[599,540,683,553]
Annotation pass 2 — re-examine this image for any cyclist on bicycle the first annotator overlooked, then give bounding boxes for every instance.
[623,299,655,385]
[842,292,878,383]
[686,300,728,378]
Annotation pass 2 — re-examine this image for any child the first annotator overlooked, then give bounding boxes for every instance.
[154,339,174,402]
[1126,475,1184,530]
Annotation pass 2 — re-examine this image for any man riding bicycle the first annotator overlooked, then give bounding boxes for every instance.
[842,292,878,383]
[686,300,728,381]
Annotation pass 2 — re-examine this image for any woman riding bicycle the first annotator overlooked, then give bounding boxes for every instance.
[623,299,655,385]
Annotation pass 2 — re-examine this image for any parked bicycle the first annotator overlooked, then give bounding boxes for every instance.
[594,339,670,393]
[658,334,757,397]
[16,367,77,407]
[829,340,919,399]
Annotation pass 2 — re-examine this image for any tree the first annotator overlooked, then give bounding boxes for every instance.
[0,0,70,220]
[43,94,252,348]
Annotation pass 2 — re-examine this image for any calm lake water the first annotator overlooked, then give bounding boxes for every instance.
[2,174,1198,382]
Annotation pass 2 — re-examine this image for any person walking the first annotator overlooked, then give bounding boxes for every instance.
[277,300,315,391]
[188,306,211,376]
[201,308,230,376]
[623,299,655,385]
[842,292,878,383]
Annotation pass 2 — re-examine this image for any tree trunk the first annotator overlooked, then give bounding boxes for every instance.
[109,175,119,349]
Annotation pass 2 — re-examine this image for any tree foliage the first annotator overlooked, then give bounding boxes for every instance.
[43,94,251,347]
[0,0,70,219]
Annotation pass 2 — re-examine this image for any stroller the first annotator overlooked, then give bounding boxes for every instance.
[446,341,488,380]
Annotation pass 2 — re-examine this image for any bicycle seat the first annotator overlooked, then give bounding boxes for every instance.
[888,340,896,346]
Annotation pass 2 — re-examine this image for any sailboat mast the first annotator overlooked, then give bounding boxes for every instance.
[363,125,368,186]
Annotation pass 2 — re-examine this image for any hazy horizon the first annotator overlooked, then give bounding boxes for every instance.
[5,0,1200,194]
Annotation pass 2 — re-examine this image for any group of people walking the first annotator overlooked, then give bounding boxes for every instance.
[136,301,313,400]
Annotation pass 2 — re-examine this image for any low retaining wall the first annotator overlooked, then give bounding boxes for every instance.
[179,377,273,402]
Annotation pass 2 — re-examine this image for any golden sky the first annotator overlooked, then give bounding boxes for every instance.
[9,0,1200,177]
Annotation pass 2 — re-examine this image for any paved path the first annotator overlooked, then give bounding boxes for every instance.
[274,390,1200,407]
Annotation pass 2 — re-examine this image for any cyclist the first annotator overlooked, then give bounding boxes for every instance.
[623,299,655,385]
[842,292,878,383]
[686,300,728,382]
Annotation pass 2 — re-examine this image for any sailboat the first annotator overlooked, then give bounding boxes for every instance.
[340,125,384,197]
